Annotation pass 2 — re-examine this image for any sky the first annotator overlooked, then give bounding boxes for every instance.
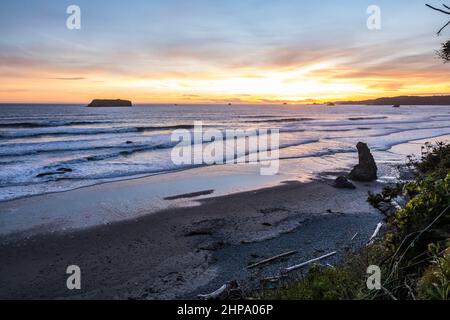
[0,0,449,104]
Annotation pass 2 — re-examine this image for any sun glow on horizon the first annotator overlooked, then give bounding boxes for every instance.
[2,62,449,104]
[1,1,449,104]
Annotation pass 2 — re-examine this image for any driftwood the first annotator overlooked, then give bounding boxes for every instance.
[198,281,242,300]
[351,232,359,241]
[197,284,228,300]
[370,222,383,239]
[261,276,282,283]
[367,222,383,245]
[260,274,288,284]
[246,250,297,269]
[284,251,337,273]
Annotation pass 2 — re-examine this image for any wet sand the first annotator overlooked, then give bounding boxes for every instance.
[0,175,383,300]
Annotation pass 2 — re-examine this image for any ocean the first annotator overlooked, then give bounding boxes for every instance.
[1,104,450,203]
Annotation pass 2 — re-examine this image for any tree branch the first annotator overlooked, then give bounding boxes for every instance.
[427,4,450,35]
[437,20,450,35]
[426,3,450,14]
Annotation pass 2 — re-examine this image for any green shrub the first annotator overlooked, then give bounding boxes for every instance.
[368,184,404,209]
[258,244,389,300]
[259,264,361,300]
[376,142,450,299]
[418,244,450,300]
[385,172,450,254]
[408,141,450,179]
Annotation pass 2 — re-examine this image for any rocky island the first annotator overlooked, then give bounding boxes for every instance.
[87,99,132,107]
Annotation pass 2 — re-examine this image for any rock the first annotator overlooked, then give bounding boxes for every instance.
[332,176,356,189]
[376,201,397,216]
[184,229,213,237]
[87,99,132,107]
[393,104,400,108]
[36,172,57,178]
[349,142,378,182]
[198,241,225,251]
[258,207,288,214]
[36,168,72,178]
[397,165,415,181]
[377,201,393,213]
[393,196,408,208]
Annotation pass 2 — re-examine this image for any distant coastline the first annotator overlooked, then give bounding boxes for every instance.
[1,95,450,106]
[336,95,450,106]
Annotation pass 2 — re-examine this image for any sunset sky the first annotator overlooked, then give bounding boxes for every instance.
[1,0,449,104]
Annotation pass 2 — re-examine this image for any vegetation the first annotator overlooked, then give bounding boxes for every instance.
[438,39,450,63]
[260,142,450,300]
[418,244,450,299]
[259,264,362,300]
[426,3,450,62]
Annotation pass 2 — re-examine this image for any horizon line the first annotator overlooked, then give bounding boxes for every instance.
[1,93,450,106]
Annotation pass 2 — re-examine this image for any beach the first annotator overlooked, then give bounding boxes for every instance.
[0,140,426,299]
[0,170,384,299]
[1,104,450,299]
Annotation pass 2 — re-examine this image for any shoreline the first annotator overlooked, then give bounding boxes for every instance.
[0,172,384,299]
[1,136,449,299]
[2,130,450,205]
[0,162,284,239]
[2,133,444,239]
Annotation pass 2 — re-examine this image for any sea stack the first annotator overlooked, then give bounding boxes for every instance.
[348,142,378,182]
[87,99,132,107]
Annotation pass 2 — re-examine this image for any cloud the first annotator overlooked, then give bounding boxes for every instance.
[49,77,86,81]
[0,10,449,103]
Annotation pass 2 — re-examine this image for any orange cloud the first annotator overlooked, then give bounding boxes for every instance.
[1,34,449,104]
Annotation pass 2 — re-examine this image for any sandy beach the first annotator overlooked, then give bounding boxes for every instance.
[0,168,385,299]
